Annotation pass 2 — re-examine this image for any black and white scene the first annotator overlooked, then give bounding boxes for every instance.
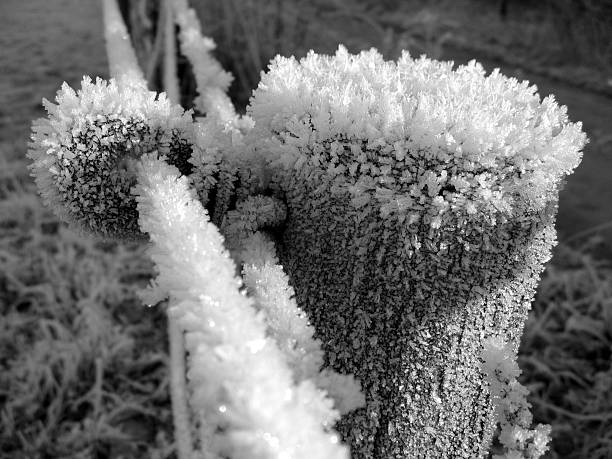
[1,0,611,458]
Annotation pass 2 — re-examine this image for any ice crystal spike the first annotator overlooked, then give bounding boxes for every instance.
[247,46,587,458]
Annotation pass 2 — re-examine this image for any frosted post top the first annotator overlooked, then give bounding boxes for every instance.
[248,46,586,225]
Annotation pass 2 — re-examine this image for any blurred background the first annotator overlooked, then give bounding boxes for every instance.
[1,0,611,457]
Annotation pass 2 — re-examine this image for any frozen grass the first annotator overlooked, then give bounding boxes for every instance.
[0,159,174,458]
[517,237,612,459]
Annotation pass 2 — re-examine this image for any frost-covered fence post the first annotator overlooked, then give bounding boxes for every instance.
[248,48,586,458]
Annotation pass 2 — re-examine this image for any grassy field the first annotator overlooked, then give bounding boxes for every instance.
[1,0,611,458]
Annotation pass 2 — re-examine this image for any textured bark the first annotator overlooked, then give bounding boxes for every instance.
[276,165,558,459]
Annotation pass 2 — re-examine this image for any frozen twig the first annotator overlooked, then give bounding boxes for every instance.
[134,154,349,459]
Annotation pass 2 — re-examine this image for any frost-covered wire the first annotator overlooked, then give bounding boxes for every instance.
[481,336,551,459]
[240,231,366,415]
[160,4,193,456]
[220,196,365,414]
[170,0,262,225]
[102,0,145,84]
[172,0,236,122]
[168,314,195,459]
[134,154,349,459]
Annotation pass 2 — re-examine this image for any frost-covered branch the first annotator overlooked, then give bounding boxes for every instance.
[240,232,366,415]
[134,155,349,459]
[220,195,365,414]
[28,0,195,239]
[101,0,145,84]
[172,0,237,123]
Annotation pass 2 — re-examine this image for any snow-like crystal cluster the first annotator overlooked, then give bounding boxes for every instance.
[249,46,586,226]
[482,337,551,459]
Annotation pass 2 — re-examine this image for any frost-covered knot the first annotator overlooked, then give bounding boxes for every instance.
[28,76,195,239]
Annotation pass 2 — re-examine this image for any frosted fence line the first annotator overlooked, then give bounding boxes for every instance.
[26,0,587,457]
